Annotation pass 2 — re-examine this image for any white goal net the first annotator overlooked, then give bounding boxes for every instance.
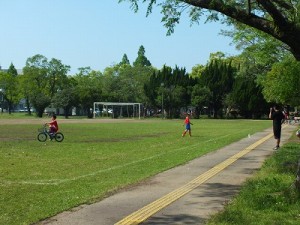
[93,102,141,119]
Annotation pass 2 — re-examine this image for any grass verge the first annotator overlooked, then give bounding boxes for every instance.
[207,131,300,225]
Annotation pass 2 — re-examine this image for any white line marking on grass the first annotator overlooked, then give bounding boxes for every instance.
[2,131,252,186]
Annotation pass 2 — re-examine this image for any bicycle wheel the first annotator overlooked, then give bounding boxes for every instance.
[55,132,64,142]
[37,133,47,142]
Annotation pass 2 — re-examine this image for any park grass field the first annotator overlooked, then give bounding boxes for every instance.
[0,117,272,225]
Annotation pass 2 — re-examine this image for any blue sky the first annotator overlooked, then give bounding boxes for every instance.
[0,0,239,74]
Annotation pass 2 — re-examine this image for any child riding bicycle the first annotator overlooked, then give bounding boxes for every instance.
[45,114,59,135]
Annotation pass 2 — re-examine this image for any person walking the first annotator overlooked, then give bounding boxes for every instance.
[182,113,193,137]
[269,105,285,150]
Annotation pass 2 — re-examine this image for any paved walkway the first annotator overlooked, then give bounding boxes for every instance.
[40,124,296,225]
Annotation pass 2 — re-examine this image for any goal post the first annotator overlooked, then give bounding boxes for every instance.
[93,102,141,119]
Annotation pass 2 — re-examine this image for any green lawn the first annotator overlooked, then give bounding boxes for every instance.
[0,118,272,225]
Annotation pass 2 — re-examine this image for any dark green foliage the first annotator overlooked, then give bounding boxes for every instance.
[263,57,300,106]
[52,87,78,118]
[7,63,18,77]
[199,59,235,118]
[119,54,130,65]
[191,85,212,118]
[74,69,103,118]
[231,75,267,118]
[22,54,70,117]
[144,65,195,118]
[47,58,70,99]
[133,45,151,67]
[102,63,154,106]
[31,93,51,117]
[0,64,20,114]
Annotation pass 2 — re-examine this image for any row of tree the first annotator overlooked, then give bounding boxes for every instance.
[1,37,299,119]
[0,46,155,118]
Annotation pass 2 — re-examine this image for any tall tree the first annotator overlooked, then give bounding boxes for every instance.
[191,85,212,118]
[120,0,300,61]
[7,63,18,77]
[23,55,50,117]
[119,54,130,66]
[22,54,70,117]
[262,57,300,106]
[52,77,79,119]
[102,65,123,102]
[230,75,267,118]
[133,45,151,67]
[102,63,154,104]
[144,65,193,118]
[220,29,285,118]
[75,68,103,118]
[0,68,20,114]
[48,58,70,99]
[199,58,235,118]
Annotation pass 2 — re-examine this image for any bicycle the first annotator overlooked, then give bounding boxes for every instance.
[37,125,64,142]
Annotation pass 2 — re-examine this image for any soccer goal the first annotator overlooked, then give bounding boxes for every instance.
[93,102,142,119]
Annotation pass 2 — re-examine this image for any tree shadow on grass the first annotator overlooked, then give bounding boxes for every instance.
[142,183,243,225]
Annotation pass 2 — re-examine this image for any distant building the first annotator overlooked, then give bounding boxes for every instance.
[0,65,7,72]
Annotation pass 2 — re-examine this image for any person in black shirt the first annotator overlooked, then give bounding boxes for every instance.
[269,105,285,150]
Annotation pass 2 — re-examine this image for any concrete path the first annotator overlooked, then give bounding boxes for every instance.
[40,124,296,225]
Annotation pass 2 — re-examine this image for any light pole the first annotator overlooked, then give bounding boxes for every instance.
[161,83,164,119]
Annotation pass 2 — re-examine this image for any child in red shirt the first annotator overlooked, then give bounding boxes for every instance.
[182,113,193,137]
[46,115,59,134]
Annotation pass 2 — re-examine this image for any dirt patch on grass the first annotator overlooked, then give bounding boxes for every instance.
[0,118,148,125]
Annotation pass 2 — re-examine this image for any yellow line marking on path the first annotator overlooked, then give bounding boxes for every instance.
[115,132,275,225]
